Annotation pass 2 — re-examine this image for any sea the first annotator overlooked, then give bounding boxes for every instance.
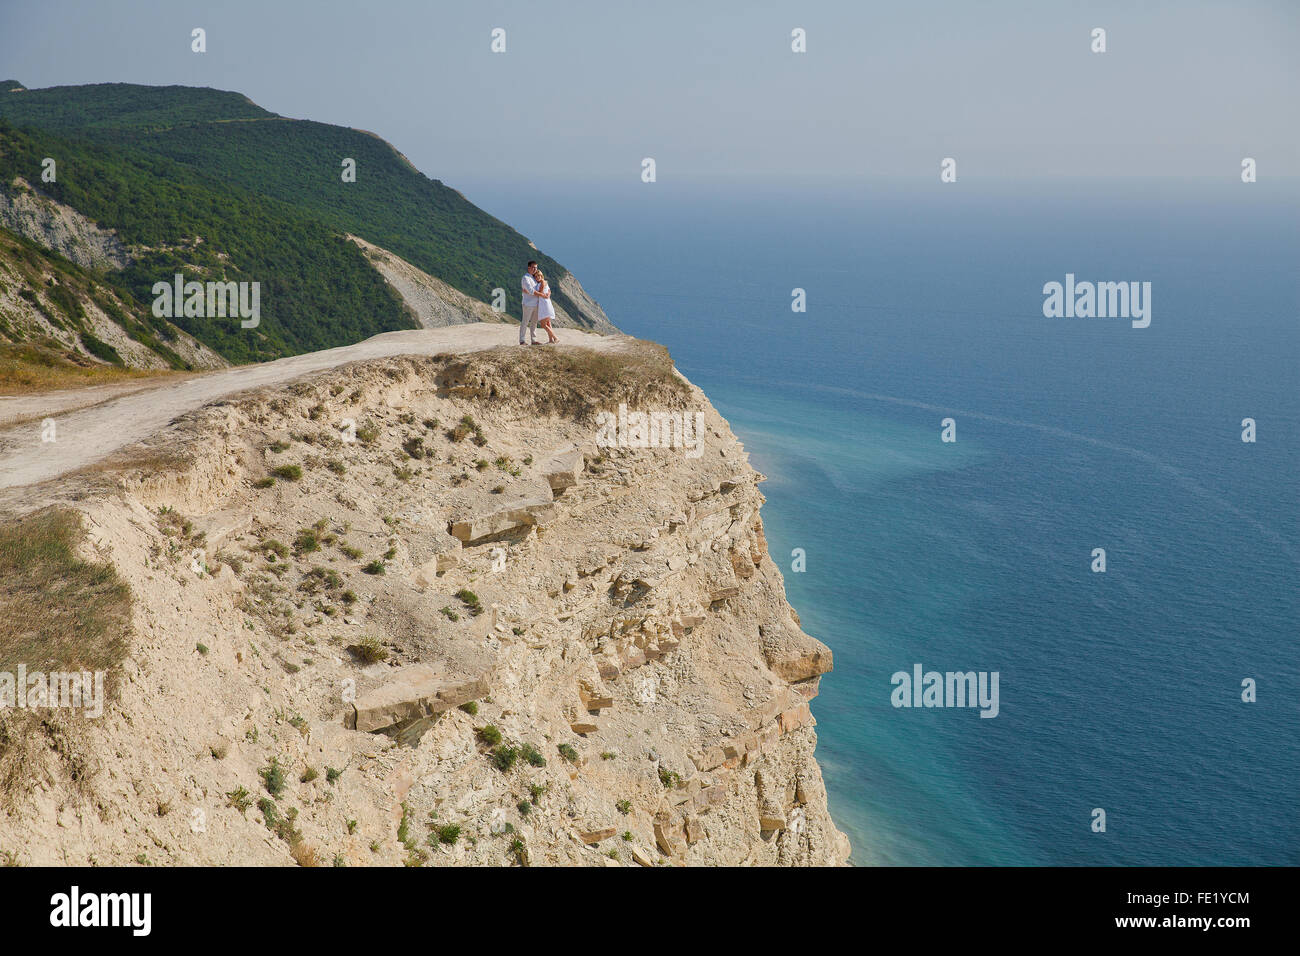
[459,177,1299,865]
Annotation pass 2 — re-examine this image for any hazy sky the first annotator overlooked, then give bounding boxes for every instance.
[1,0,1297,189]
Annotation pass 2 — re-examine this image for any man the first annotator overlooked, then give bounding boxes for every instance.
[520,260,541,345]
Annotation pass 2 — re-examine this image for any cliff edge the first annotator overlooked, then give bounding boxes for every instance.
[0,325,849,866]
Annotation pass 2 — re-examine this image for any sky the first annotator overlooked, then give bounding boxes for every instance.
[1,0,1297,191]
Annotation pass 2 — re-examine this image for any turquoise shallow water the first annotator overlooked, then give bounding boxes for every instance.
[466,180,1298,865]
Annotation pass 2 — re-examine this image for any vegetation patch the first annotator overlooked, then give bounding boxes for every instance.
[0,507,130,694]
[346,636,387,664]
[454,589,482,616]
[436,340,689,419]
[0,337,161,394]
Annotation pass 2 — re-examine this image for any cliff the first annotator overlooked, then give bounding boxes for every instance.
[0,326,848,866]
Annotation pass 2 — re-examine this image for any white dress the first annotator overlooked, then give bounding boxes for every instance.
[537,282,556,321]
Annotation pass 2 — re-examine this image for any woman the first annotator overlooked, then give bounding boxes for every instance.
[534,270,558,344]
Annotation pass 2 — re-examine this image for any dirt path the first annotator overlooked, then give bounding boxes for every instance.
[0,375,200,427]
[0,324,625,491]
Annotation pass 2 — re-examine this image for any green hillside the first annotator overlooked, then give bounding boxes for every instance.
[0,83,609,365]
[0,120,408,363]
[0,225,202,391]
[101,118,577,318]
[0,83,272,131]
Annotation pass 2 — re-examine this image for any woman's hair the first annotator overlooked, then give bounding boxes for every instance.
[535,271,546,285]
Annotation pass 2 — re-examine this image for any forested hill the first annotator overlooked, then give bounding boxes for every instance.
[0,83,612,364]
[0,82,273,130]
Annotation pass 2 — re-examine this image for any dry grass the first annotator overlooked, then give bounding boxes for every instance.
[290,842,322,867]
[346,636,388,664]
[436,339,691,418]
[0,508,131,675]
[0,507,132,804]
[0,339,170,395]
[67,439,196,484]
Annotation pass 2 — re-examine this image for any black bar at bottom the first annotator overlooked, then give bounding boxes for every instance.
[0,865,1283,941]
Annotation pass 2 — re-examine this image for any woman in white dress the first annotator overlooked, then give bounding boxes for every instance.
[534,270,558,344]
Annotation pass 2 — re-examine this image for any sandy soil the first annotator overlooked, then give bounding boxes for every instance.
[0,375,198,426]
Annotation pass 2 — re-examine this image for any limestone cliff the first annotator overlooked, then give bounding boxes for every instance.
[0,177,131,271]
[0,336,848,866]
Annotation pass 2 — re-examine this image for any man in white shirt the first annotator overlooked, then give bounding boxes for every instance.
[520,260,541,345]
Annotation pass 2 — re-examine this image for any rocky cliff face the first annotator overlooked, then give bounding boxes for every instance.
[551,271,619,335]
[348,235,508,330]
[0,339,847,866]
[0,177,131,271]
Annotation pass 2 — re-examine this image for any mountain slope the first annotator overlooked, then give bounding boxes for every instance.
[0,83,616,365]
[0,119,417,363]
[0,223,225,389]
[348,235,508,329]
[0,176,130,270]
[101,116,612,330]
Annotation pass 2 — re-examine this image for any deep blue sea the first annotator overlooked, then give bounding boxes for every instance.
[463,178,1299,865]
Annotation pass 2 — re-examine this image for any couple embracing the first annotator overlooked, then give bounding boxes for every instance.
[520,260,558,345]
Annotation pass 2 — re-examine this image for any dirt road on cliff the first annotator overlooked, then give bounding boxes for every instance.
[0,325,626,491]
